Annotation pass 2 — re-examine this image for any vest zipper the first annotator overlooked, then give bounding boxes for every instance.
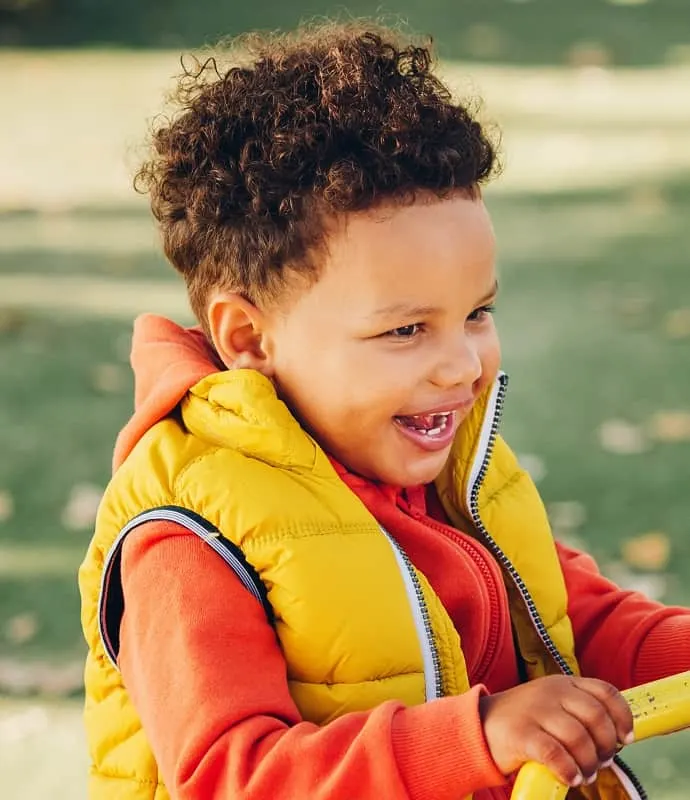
[467,374,647,800]
[380,527,444,701]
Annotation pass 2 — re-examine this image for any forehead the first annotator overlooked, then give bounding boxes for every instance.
[343,192,493,253]
[306,193,497,311]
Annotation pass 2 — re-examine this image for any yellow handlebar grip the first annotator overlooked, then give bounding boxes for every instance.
[510,671,690,800]
[623,670,690,741]
[510,762,569,800]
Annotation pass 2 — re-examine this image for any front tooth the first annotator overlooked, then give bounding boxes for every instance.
[427,426,442,435]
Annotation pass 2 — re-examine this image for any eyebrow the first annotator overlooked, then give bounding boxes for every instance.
[368,303,441,320]
[478,280,499,305]
[368,280,499,320]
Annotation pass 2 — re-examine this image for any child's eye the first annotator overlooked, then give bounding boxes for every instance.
[468,304,496,323]
[386,323,423,339]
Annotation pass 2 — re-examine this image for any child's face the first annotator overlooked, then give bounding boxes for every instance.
[267,192,500,487]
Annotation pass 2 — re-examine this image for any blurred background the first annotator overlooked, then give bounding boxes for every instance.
[1,1,690,797]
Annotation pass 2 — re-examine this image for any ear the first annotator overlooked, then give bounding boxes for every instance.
[206,292,274,377]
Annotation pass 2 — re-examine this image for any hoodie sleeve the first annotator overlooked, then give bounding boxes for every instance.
[118,521,506,800]
[557,542,690,690]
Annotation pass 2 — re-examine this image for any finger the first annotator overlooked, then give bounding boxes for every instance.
[573,678,634,745]
[541,715,600,782]
[524,729,584,788]
[563,688,619,763]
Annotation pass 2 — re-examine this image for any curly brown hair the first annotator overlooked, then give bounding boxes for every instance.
[135,22,499,323]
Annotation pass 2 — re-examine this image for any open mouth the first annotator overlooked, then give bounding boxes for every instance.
[393,412,454,437]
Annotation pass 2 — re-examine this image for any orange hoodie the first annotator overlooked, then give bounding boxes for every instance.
[115,314,690,800]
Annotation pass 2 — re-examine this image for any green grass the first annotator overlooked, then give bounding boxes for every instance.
[0,314,135,663]
[0,314,134,546]
[0,208,172,279]
[0,250,168,279]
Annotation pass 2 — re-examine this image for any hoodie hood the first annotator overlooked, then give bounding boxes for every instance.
[112,314,224,472]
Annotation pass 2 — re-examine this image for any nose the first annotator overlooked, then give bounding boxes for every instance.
[429,334,482,389]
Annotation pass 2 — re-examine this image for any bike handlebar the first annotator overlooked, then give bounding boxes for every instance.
[510,671,690,800]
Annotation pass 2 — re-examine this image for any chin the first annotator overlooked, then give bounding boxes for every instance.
[382,453,450,488]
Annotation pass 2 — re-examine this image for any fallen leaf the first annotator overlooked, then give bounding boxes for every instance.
[664,308,690,340]
[518,453,547,483]
[648,411,690,442]
[0,308,27,334]
[567,41,611,69]
[621,531,671,571]
[5,613,38,645]
[61,483,103,531]
[91,363,128,394]
[598,419,649,455]
[0,491,13,523]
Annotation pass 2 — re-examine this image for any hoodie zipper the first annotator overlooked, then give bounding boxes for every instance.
[404,507,505,687]
[466,373,647,800]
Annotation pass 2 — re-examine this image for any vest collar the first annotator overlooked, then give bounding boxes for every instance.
[181,369,321,471]
[180,367,507,499]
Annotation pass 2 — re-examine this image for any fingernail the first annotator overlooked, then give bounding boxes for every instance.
[586,772,598,786]
[571,773,583,787]
[623,732,635,746]
[602,758,615,768]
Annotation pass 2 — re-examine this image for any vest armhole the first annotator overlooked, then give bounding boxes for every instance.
[97,504,274,670]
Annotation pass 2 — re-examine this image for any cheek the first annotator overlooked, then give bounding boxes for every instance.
[478,325,502,382]
[333,358,409,423]
[275,342,387,427]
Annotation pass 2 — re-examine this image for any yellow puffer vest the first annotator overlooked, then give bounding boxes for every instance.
[79,370,641,800]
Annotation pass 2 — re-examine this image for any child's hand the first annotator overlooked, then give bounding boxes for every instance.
[479,675,634,787]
